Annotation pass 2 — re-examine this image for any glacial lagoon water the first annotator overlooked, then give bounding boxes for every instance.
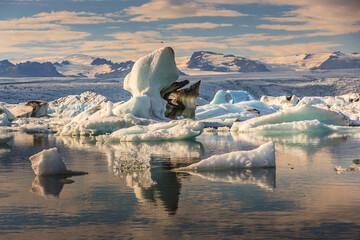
[0,131,360,239]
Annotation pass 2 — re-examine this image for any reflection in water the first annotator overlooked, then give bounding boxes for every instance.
[232,131,350,155]
[30,175,74,197]
[1,131,360,239]
[109,143,200,215]
[128,164,182,215]
[56,136,203,215]
[183,168,276,191]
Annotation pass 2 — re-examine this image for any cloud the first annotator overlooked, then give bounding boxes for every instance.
[124,0,247,22]
[0,11,116,30]
[166,22,232,30]
[200,0,360,36]
[245,42,342,56]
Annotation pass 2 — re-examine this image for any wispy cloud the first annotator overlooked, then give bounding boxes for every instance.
[201,0,360,36]
[124,0,247,22]
[245,42,342,56]
[166,22,233,30]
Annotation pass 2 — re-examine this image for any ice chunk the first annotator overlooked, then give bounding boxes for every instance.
[177,142,275,170]
[261,95,299,108]
[118,47,179,120]
[231,105,349,132]
[51,91,107,107]
[29,148,87,176]
[210,90,254,104]
[196,100,274,123]
[0,113,10,126]
[29,148,67,176]
[101,119,204,142]
[334,164,360,174]
[0,103,15,121]
[50,91,108,118]
[227,90,254,103]
[59,101,151,136]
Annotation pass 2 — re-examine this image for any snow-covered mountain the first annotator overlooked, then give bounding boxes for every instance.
[256,52,360,71]
[0,60,64,77]
[185,51,269,73]
[1,51,359,78]
[53,54,134,78]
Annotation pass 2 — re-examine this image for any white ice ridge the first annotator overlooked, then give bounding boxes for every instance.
[114,47,179,120]
[29,148,87,176]
[176,142,275,170]
[231,105,350,133]
[101,119,204,142]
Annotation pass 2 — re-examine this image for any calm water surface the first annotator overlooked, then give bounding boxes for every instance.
[0,131,359,239]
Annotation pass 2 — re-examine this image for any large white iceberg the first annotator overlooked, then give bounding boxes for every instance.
[114,47,179,120]
[231,105,350,133]
[101,119,204,142]
[177,142,275,170]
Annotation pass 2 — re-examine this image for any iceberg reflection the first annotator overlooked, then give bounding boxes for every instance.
[182,168,276,191]
[232,131,350,155]
[30,175,74,197]
[56,136,203,214]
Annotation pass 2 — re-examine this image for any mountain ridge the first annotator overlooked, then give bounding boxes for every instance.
[1,51,359,78]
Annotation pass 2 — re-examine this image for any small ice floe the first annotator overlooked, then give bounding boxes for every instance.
[101,119,204,142]
[231,105,350,133]
[176,142,275,171]
[334,164,360,174]
[29,147,87,176]
[0,134,13,144]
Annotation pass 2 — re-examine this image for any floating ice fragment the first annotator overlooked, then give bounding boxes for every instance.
[176,142,275,170]
[29,148,87,176]
[334,164,360,174]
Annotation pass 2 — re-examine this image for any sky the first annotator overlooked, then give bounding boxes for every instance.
[0,0,359,61]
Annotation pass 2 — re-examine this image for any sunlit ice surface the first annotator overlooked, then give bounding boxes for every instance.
[0,131,359,239]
